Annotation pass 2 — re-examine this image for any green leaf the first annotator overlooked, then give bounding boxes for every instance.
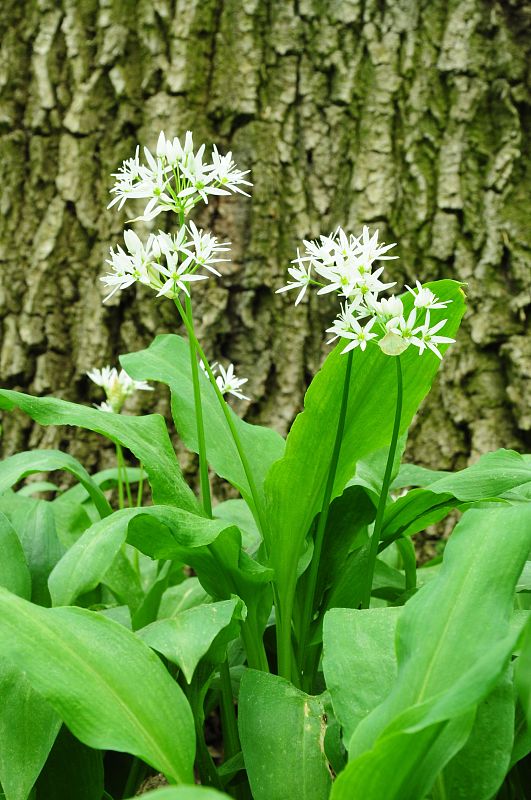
[12,501,64,606]
[0,391,197,511]
[213,499,261,553]
[158,578,210,619]
[333,504,531,800]
[331,714,474,800]
[34,725,104,800]
[0,512,31,599]
[264,281,465,612]
[0,660,61,800]
[516,617,531,727]
[239,670,332,800]
[382,449,531,545]
[441,670,515,800]
[0,589,195,783]
[120,334,285,510]
[48,506,238,608]
[0,450,111,519]
[138,598,244,683]
[127,788,230,799]
[322,607,400,743]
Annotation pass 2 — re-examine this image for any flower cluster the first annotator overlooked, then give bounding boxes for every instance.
[108,131,252,222]
[101,223,230,302]
[87,366,152,413]
[201,361,250,401]
[276,227,454,359]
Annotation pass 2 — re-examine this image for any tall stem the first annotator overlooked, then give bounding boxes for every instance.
[297,349,354,685]
[173,295,267,539]
[115,443,125,509]
[184,293,212,517]
[361,356,403,609]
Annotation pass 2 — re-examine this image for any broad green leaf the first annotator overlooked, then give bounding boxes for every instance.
[323,608,400,742]
[48,506,239,608]
[0,391,197,511]
[213,498,260,553]
[382,449,531,545]
[17,481,60,495]
[351,504,531,759]
[0,660,61,800]
[120,334,285,513]
[0,590,195,783]
[34,725,103,800]
[332,505,531,800]
[127,788,230,799]
[331,714,474,800]
[12,501,64,606]
[0,512,31,599]
[0,450,111,518]
[441,671,515,799]
[264,281,465,615]
[516,618,531,727]
[239,670,331,800]
[158,578,210,619]
[138,598,244,682]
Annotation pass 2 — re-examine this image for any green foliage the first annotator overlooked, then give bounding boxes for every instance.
[1,269,530,798]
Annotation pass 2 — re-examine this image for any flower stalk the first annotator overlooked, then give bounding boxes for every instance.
[361,355,404,609]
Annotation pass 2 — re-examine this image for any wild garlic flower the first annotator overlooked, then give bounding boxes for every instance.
[200,360,249,400]
[277,225,455,359]
[87,366,153,413]
[101,224,230,302]
[108,131,252,221]
[214,362,250,400]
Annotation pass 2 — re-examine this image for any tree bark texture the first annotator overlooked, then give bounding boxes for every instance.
[0,0,529,486]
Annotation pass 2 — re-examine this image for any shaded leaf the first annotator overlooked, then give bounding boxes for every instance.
[239,670,331,800]
[0,590,195,783]
[0,512,31,599]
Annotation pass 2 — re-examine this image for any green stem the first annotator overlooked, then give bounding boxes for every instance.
[116,443,133,507]
[396,536,417,592]
[136,463,144,507]
[219,660,243,796]
[173,295,267,539]
[297,350,353,686]
[361,356,403,609]
[122,756,147,798]
[183,294,213,517]
[115,443,124,510]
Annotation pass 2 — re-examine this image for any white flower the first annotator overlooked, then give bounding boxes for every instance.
[210,145,253,196]
[411,311,455,359]
[354,226,398,272]
[406,280,451,310]
[155,251,209,298]
[276,249,313,305]
[388,309,419,342]
[214,363,249,400]
[338,317,378,354]
[325,300,365,343]
[101,229,159,301]
[370,295,404,319]
[186,220,231,277]
[87,366,152,413]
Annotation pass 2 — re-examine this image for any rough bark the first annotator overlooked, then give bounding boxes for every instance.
[0,0,529,486]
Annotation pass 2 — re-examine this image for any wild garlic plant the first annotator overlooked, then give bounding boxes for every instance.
[0,130,529,800]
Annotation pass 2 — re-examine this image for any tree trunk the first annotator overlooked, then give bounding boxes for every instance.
[0,0,529,486]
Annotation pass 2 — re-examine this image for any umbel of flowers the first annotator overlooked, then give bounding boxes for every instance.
[276,228,455,359]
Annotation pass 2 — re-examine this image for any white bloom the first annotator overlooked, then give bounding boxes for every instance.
[354,226,398,272]
[101,229,158,301]
[338,317,378,354]
[388,309,419,342]
[371,295,404,318]
[276,249,313,305]
[406,280,450,310]
[325,300,365,343]
[87,366,152,413]
[210,145,252,196]
[214,363,249,400]
[411,311,455,359]
[186,220,231,277]
[155,251,209,298]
